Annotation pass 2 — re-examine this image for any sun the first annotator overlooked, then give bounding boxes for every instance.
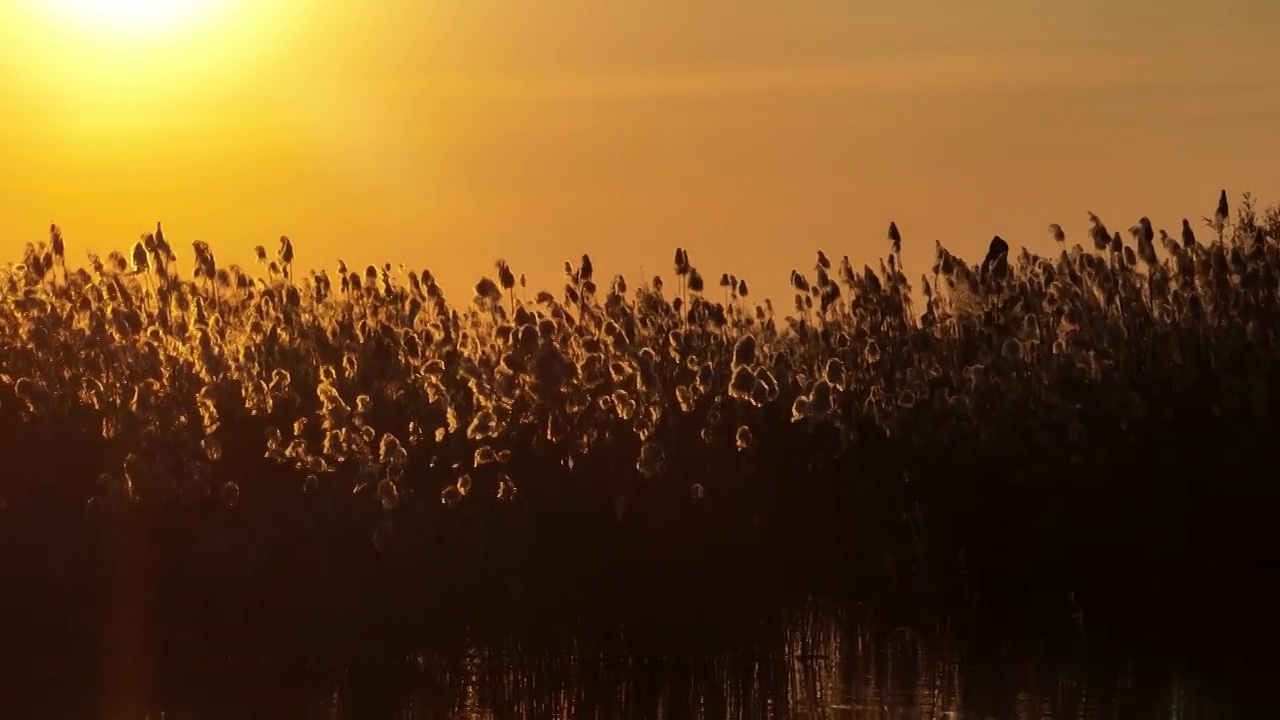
[42,0,212,35]
[9,0,257,97]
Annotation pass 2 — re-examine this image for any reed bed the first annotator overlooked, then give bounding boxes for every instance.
[1,191,1278,657]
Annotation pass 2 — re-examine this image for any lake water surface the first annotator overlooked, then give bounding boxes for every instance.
[2,601,1232,719]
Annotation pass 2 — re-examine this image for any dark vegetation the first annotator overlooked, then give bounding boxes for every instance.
[1,191,1278,680]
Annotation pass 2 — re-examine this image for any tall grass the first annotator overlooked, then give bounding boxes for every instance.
[1,193,1279,655]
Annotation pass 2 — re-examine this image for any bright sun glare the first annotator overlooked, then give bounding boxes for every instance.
[44,0,211,35]
[8,0,262,101]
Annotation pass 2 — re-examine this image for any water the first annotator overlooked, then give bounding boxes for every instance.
[3,603,1229,719]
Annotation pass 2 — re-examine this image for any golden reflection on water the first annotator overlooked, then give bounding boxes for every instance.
[10,604,1216,718]
[283,609,1209,719]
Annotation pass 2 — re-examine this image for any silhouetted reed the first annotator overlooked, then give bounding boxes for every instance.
[2,193,1279,663]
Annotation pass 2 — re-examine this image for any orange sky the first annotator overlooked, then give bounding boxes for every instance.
[2,0,1279,305]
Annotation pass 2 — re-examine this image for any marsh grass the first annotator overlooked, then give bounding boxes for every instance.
[0,193,1278,665]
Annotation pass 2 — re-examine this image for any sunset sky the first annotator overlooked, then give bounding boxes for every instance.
[2,0,1278,304]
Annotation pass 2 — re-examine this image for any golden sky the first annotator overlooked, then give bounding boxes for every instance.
[2,0,1278,304]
